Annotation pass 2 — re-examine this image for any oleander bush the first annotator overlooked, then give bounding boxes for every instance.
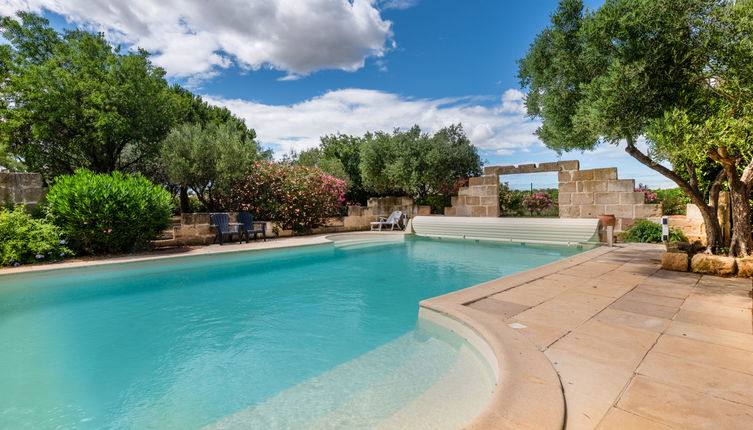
[0,205,72,267]
[620,220,687,243]
[46,170,173,254]
[219,161,347,233]
[655,188,691,216]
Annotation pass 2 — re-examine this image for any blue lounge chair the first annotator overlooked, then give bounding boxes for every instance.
[238,211,266,242]
[210,213,240,245]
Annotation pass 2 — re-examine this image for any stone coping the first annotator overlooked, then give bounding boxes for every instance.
[420,245,613,430]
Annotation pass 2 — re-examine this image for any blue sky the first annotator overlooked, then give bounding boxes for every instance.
[1,0,671,189]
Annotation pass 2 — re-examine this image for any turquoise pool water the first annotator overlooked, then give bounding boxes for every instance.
[0,236,585,429]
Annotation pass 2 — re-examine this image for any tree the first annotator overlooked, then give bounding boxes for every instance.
[319,133,368,204]
[360,124,482,200]
[287,147,353,188]
[518,0,753,255]
[0,12,179,180]
[160,122,264,211]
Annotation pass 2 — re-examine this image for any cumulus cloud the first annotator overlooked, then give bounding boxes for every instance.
[0,0,393,81]
[203,88,543,157]
[379,0,420,10]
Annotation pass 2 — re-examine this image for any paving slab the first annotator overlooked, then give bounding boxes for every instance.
[597,408,672,430]
[651,334,753,375]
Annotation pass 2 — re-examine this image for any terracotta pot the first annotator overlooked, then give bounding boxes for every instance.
[597,214,616,243]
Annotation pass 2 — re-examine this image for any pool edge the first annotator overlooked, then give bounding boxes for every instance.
[420,245,614,430]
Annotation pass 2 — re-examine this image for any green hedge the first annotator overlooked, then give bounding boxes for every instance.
[46,170,173,254]
[0,206,72,267]
[620,220,687,243]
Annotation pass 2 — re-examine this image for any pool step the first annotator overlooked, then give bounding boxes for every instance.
[203,333,440,430]
[373,344,494,430]
[332,237,403,251]
[304,338,458,429]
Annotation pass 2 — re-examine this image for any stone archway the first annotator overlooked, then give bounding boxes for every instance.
[444,160,661,231]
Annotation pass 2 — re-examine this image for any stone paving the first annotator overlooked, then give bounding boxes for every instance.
[466,244,753,430]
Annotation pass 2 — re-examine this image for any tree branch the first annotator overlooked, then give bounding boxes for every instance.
[624,137,698,197]
[741,157,753,192]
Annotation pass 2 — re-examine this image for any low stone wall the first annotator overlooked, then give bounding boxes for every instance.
[444,175,499,217]
[0,172,47,208]
[155,197,430,247]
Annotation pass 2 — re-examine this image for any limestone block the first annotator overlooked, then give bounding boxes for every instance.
[470,206,487,217]
[558,160,580,170]
[559,205,580,218]
[17,173,44,188]
[558,192,572,205]
[465,196,480,205]
[444,207,456,216]
[458,187,471,196]
[486,206,500,217]
[21,187,46,203]
[618,218,637,231]
[455,206,470,217]
[559,182,576,193]
[579,204,606,218]
[497,166,518,175]
[594,192,620,205]
[661,252,689,272]
[691,254,737,276]
[737,258,753,278]
[347,205,364,217]
[480,185,499,196]
[537,162,559,171]
[193,213,212,225]
[578,181,608,193]
[482,175,499,185]
[604,204,634,219]
[456,195,467,206]
[0,187,11,201]
[572,193,594,205]
[572,170,594,181]
[590,168,618,181]
[686,204,703,220]
[0,173,15,187]
[607,179,635,192]
[620,192,644,205]
[480,196,498,206]
[516,164,537,173]
[634,204,662,219]
[469,176,483,186]
[558,171,573,182]
[451,196,458,206]
[484,166,501,175]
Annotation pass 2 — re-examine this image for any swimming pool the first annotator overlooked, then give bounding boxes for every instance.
[0,235,586,429]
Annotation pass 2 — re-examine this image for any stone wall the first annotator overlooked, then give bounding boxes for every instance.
[557,166,662,231]
[0,172,47,208]
[155,196,430,247]
[443,160,662,232]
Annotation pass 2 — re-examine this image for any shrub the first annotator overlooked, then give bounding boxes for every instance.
[635,183,658,204]
[417,194,452,214]
[522,191,557,216]
[655,188,690,215]
[499,182,524,216]
[46,170,173,254]
[620,220,687,243]
[219,161,347,233]
[0,206,72,266]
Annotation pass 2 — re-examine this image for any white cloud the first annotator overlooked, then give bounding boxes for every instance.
[379,0,420,10]
[203,88,543,156]
[1,0,393,82]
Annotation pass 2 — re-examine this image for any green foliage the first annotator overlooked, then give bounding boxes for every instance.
[0,13,180,180]
[218,161,347,233]
[0,205,72,266]
[518,0,753,254]
[499,183,559,217]
[620,220,687,244]
[655,188,690,216]
[359,124,482,200]
[160,122,264,211]
[46,170,173,254]
[286,147,353,189]
[499,182,525,216]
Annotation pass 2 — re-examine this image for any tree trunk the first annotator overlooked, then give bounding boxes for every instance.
[624,137,723,251]
[179,186,190,214]
[725,168,753,256]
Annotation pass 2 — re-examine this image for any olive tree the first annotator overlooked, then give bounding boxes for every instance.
[519,0,753,255]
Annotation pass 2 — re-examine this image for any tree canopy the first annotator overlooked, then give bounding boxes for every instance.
[519,0,753,255]
[0,13,180,180]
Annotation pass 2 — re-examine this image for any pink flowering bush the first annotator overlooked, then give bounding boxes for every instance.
[220,161,347,233]
[635,183,658,203]
[522,191,556,215]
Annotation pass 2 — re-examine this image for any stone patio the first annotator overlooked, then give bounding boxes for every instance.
[466,244,753,429]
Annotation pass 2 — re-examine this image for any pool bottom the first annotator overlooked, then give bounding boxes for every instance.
[205,315,495,430]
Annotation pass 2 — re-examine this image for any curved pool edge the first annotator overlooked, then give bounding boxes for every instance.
[420,245,615,430]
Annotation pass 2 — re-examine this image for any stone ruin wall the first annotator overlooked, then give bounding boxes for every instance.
[0,172,47,209]
[444,160,663,232]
